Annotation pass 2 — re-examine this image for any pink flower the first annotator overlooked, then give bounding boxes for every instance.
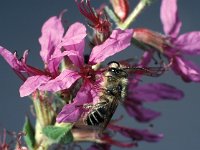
[160,0,200,82]
[0,13,133,127]
[0,12,133,100]
[25,22,132,100]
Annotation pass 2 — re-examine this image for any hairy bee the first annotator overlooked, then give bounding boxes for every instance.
[84,61,165,130]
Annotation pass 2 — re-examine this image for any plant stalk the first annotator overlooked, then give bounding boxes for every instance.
[118,0,153,29]
[32,95,54,150]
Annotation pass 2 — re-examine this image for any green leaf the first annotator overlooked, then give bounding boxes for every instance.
[23,117,35,150]
[42,124,73,144]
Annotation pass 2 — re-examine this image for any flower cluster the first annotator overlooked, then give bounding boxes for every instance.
[0,0,199,149]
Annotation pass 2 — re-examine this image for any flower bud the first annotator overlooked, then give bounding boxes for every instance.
[110,0,129,22]
[133,28,171,53]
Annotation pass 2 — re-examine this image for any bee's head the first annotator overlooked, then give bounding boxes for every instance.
[107,61,128,78]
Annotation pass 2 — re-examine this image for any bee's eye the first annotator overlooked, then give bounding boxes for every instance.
[111,68,116,72]
[106,89,112,95]
[109,68,120,75]
[107,76,115,82]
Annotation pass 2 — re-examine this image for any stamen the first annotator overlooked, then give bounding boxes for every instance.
[76,0,111,35]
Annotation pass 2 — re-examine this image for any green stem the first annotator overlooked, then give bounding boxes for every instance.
[34,120,50,150]
[118,0,153,30]
[32,95,54,150]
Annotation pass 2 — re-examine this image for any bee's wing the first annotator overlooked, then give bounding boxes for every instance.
[128,66,165,77]
[99,98,119,133]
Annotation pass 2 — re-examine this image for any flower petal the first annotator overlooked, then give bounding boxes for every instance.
[53,22,86,67]
[56,82,93,123]
[19,75,51,97]
[39,70,81,92]
[89,29,133,64]
[0,46,27,71]
[160,0,182,37]
[124,100,161,122]
[39,13,64,62]
[109,124,163,142]
[138,51,153,67]
[62,22,86,57]
[51,48,84,68]
[174,31,200,55]
[172,56,200,82]
[62,41,85,67]
[102,135,135,148]
[132,83,184,102]
[56,104,84,123]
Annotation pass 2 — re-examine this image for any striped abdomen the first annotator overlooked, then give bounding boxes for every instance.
[86,103,107,126]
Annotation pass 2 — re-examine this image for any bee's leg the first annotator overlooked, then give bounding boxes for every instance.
[83,103,94,109]
[94,100,108,107]
[83,97,109,110]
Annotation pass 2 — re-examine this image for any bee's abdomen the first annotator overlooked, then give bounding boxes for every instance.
[86,105,107,126]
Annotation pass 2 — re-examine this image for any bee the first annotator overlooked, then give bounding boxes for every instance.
[84,61,165,130]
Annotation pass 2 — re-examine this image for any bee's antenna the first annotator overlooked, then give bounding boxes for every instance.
[124,66,165,77]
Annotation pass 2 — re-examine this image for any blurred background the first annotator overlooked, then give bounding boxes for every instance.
[0,0,200,149]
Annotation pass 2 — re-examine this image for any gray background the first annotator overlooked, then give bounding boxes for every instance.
[0,0,200,149]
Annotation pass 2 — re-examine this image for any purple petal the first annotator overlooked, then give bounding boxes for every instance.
[102,137,135,148]
[138,51,153,67]
[174,31,200,55]
[56,82,93,123]
[39,14,64,67]
[124,100,161,122]
[89,29,133,64]
[0,46,27,71]
[73,83,94,105]
[62,22,86,57]
[51,48,84,68]
[109,124,163,142]
[19,75,51,97]
[53,22,86,67]
[39,70,81,92]
[160,0,182,37]
[56,104,84,123]
[132,83,184,102]
[172,56,200,82]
